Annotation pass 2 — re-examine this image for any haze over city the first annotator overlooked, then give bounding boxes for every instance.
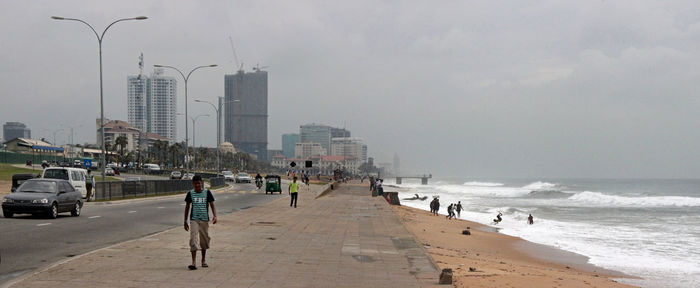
[3,0,700,178]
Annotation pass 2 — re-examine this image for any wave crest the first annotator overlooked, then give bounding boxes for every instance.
[568,191,700,207]
[522,181,559,191]
[463,181,504,187]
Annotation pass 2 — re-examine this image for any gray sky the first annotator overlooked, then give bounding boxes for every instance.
[2,1,700,178]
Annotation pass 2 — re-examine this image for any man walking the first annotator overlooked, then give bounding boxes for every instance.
[85,170,95,201]
[456,201,463,218]
[184,175,217,270]
[289,176,299,208]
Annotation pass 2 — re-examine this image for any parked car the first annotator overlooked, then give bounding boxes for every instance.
[222,171,234,181]
[2,179,83,218]
[170,171,182,179]
[104,168,115,176]
[143,163,161,174]
[41,167,88,199]
[182,173,195,180]
[235,172,252,183]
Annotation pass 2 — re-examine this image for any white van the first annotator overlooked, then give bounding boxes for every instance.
[42,167,89,198]
[143,164,161,174]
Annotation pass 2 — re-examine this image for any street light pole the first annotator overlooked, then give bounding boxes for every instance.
[178,113,209,171]
[154,64,217,174]
[195,98,239,174]
[52,15,147,182]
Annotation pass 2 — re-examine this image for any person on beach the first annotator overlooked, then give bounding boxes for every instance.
[528,214,534,225]
[289,176,299,208]
[493,212,503,224]
[455,201,462,218]
[184,175,217,270]
[446,204,452,219]
[434,198,440,215]
[429,198,436,214]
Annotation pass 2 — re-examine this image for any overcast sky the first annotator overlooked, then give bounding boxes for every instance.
[2,1,700,178]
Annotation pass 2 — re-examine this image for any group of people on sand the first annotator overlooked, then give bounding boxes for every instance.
[428,195,535,225]
[428,198,463,219]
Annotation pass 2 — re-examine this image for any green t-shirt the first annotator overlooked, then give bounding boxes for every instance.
[290,182,299,193]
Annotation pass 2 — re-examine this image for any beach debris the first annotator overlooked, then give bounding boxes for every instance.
[439,268,453,284]
[469,267,477,272]
[499,261,506,264]
[462,229,471,235]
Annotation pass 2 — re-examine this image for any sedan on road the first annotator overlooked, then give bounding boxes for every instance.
[105,168,115,176]
[222,171,234,181]
[170,171,182,179]
[2,179,83,219]
[235,172,252,183]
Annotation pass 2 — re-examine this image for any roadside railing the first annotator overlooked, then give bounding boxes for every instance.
[209,177,225,189]
[95,179,192,201]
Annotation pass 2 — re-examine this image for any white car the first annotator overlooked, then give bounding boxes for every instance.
[235,172,252,183]
[104,168,115,176]
[222,171,234,181]
[143,164,161,174]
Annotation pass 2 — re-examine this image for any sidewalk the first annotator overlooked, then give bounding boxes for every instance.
[9,181,440,288]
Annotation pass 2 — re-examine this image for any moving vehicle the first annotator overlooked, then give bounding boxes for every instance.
[170,171,182,179]
[182,173,195,180]
[235,172,252,183]
[41,167,88,199]
[143,163,161,174]
[104,168,115,176]
[222,171,234,181]
[2,179,83,219]
[11,173,40,192]
[265,175,282,194]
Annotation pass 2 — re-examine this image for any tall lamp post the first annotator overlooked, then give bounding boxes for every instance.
[154,64,217,174]
[195,98,239,174]
[52,15,147,181]
[178,113,209,170]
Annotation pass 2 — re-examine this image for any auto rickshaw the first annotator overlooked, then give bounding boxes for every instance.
[11,173,40,192]
[265,175,282,194]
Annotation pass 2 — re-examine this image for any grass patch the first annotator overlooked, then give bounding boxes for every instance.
[0,164,41,181]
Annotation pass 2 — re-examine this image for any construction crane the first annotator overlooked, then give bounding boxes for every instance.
[253,63,269,72]
[229,36,243,72]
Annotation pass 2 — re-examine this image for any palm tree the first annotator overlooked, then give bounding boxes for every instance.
[170,142,183,168]
[115,135,128,165]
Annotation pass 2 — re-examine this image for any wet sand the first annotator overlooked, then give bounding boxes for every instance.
[392,204,638,287]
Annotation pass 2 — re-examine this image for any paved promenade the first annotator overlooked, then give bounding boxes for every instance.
[9,181,440,288]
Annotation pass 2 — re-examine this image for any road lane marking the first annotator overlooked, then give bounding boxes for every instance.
[89,216,101,219]
[128,211,137,213]
[180,203,186,206]
[157,206,165,209]
[36,223,51,226]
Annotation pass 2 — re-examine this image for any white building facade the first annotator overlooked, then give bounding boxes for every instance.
[128,67,177,141]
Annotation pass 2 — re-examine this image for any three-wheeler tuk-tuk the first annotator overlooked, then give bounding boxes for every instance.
[11,174,40,192]
[265,175,282,194]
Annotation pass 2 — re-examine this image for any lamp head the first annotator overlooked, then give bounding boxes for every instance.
[153,64,163,67]
[51,16,65,20]
[134,16,148,20]
[209,64,218,67]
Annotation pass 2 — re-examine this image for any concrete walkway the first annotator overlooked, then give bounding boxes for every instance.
[9,181,440,288]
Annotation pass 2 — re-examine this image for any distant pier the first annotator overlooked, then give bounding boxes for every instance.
[395,174,432,185]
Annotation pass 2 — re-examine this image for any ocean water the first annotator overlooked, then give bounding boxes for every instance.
[389,178,700,288]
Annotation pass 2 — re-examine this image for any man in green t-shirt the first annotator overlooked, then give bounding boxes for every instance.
[184,175,217,270]
[288,176,299,208]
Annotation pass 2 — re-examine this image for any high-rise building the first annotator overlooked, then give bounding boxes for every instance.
[127,61,177,141]
[300,124,331,152]
[282,133,299,158]
[224,70,268,161]
[3,122,31,141]
[294,142,326,158]
[331,137,367,163]
[393,153,400,176]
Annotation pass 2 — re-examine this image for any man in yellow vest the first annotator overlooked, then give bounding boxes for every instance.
[289,176,299,208]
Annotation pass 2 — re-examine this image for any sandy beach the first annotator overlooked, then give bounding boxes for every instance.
[391,204,638,287]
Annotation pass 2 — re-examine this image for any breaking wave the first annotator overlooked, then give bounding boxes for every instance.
[568,191,700,207]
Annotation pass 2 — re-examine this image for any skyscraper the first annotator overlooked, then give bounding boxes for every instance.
[127,60,177,141]
[282,133,299,158]
[3,122,31,141]
[224,70,268,160]
[300,124,351,154]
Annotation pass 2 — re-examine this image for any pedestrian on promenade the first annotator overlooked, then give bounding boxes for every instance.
[86,170,95,201]
[184,175,217,270]
[456,201,462,218]
[289,176,299,208]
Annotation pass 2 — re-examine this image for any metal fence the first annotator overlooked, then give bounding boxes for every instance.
[209,177,225,189]
[95,179,192,200]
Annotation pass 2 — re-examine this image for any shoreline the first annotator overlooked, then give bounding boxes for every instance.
[391,204,639,287]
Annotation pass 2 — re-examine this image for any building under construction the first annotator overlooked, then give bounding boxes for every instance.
[223,69,268,161]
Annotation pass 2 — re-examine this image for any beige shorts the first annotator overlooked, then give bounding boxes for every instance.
[189,220,210,252]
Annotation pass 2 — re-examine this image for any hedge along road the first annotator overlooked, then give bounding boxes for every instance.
[0,181,283,286]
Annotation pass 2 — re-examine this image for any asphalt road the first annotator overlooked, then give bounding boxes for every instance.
[0,182,284,286]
